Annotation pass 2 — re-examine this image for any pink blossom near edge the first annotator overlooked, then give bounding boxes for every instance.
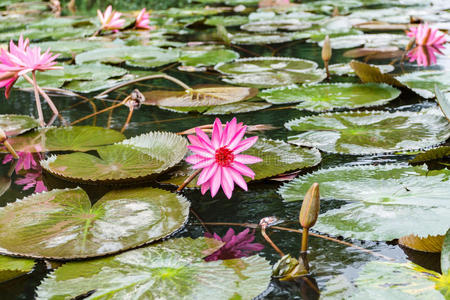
[204,228,264,261]
[185,117,262,199]
[407,45,444,67]
[135,8,151,30]
[407,23,447,46]
[97,5,125,31]
[0,35,29,98]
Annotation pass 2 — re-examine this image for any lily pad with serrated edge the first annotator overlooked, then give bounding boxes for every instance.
[161,101,271,114]
[240,19,312,32]
[75,46,180,68]
[2,126,125,153]
[328,63,394,76]
[398,234,445,253]
[215,57,318,75]
[285,109,450,155]
[435,87,450,121]
[318,33,408,49]
[42,131,187,184]
[0,114,39,137]
[259,83,400,111]
[162,138,321,188]
[204,15,249,27]
[223,71,326,88]
[0,187,189,259]
[279,164,450,241]
[231,32,311,45]
[396,70,450,99]
[35,40,117,59]
[0,255,35,283]
[35,237,271,300]
[323,261,448,300]
[143,85,258,107]
[179,48,239,67]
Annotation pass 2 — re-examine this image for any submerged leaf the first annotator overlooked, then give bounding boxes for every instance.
[36,237,271,299]
[0,187,189,259]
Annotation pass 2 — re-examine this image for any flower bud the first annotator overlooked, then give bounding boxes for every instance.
[0,128,6,143]
[322,35,332,62]
[299,183,320,229]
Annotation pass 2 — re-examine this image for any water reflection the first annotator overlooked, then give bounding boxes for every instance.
[407,45,445,67]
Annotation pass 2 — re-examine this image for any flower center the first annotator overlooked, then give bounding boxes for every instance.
[215,147,234,167]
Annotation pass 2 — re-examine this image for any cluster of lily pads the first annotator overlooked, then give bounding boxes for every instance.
[0,0,450,299]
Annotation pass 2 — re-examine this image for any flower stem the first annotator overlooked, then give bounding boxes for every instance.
[70,100,126,126]
[261,227,285,257]
[120,107,134,133]
[32,71,45,127]
[3,140,18,159]
[176,169,201,192]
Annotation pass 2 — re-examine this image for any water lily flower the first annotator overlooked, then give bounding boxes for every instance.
[15,171,47,193]
[186,117,262,199]
[97,5,125,31]
[407,23,447,46]
[3,151,38,173]
[135,8,150,30]
[204,228,264,261]
[407,45,444,67]
[0,35,29,98]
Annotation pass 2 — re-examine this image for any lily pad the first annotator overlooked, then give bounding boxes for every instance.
[36,237,271,300]
[42,131,187,183]
[259,83,400,111]
[435,87,450,121]
[328,63,394,76]
[216,57,318,75]
[143,85,258,107]
[396,70,450,99]
[318,33,409,49]
[179,48,239,67]
[285,110,450,154]
[350,60,405,88]
[279,164,450,240]
[75,46,180,68]
[0,114,39,137]
[3,126,125,153]
[323,261,448,299]
[35,40,117,59]
[161,101,271,114]
[163,138,321,188]
[442,229,450,272]
[231,32,311,45]
[204,15,249,27]
[0,187,189,259]
[0,255,35,283]
[241,19,312,32]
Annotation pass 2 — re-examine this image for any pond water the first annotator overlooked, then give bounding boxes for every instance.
[0,0,449,299]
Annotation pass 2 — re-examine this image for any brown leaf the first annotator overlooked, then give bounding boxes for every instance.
[350,60,405,87]
[399,234,445,253]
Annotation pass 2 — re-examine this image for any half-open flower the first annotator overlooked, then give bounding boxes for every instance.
[135,8,150,30]
[186,117,262,199]
[97,5,125,31]
[407,23,447,46]
[0,36,30,98]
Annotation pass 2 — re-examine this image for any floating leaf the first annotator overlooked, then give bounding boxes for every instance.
[216,57,318,75]
[241,19,312,32]
[179,47,239,67]
[396,70,450,99]
[285,110,450,154]
[328,63,394,76]
[435,87,450,121]
[279,164,450,240]
[75,46,180,68]
[36,237,271,299]
[0,114,39,137]
[163,138,321,188]
[259,83,400,111]
[143,85,258,107]
[204,15,249,27]
[203,101,271,115]
[410,146,450,164]
[0,187,189,259]
[35,40,117,59]
[3,126,125,153]
[42,132,187,183]
[323,261,447,299]
[318,33,408,49]
[350,60,404,87]
[442,229,450,272]
[0,255,35,283]
[399,234,444,253]
[231,32,311,45]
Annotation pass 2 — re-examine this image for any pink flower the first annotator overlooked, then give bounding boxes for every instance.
[3,151,38,173]
[135,8,150,30]
[407,45,444,67]
[15,171,47,193]
[205,228,264,261]
[407,23,447,46]
[186,118,262,199]
[0,35,29,98]
[97,5,125,31]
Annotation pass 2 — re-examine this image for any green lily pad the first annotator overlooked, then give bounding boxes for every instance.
[179,47,239,67]
[75,46,180,68]
[435,87,450,121]
[0,114,39,137]
[3,126,125,153]
[42,131,187,183]
[396,70,450,99]
[0,26,94,42]
[15,64,128,90]
[0,255,35,283]
[231,31,311,45]
[161,101,271,115]
[279,164,450,240]
[285,110,450,154]
[163,138,321,188]
[328,63,394,76]
[442,229,450,272]
[35,40,117,59]
[318,33,408,49]
[216,57,318,75]
[259,83,400,111]
[204,15,249,27]
[0,187,189,259]
[410,146,450,164]
[224,71,326,88]
[241,19,312,32]
[36,237,271,300]
[323,261,448,300]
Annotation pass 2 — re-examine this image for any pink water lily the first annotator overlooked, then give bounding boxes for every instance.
[0,35,29,98]
[15,170,47,193]
[97,5,125,31]
[186,117,262,199]
[407,23,446,46]
[408,45,444,67]
[205,228,264,261]
[135,8,151,30]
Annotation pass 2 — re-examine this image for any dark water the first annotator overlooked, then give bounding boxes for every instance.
[0,1,446,299]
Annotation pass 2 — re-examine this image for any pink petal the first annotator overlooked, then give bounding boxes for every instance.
[211,118,223,148]
[221,167,235,199]
[210,167,222,197]
[193,158,215,169]
[232,136,259,154]
[227,167,248,191]
[200,180,210,195]
[234,154,262,165]
[227,126,246,150]
[197,162,218,185]
[187,145,214,158]
[231,162,255,178]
